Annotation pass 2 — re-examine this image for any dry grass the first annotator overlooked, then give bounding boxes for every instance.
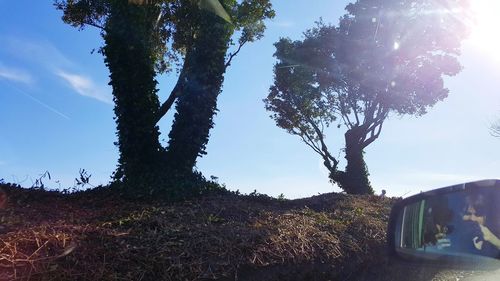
[0,183,394,281]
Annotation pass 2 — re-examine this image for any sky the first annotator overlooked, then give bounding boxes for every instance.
[1,0,499,199]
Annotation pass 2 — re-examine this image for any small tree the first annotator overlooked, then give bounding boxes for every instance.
[265,0,470,194]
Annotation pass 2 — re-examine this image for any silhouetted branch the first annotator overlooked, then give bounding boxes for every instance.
[225,41,246,68]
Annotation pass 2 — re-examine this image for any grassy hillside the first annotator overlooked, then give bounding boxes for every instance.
[0,183,393,280]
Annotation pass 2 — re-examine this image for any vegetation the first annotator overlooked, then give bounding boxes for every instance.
[163,0,274,179]
[0,0,480,279]
[264,0,470,194]
[55,0,274,199]
[0,182,392,281]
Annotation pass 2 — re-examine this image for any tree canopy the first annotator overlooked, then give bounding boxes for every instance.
[265,0,470,194]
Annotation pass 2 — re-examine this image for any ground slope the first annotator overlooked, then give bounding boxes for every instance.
[0,183,393,281]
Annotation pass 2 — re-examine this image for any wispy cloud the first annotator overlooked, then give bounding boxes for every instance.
[0,64,33,84]
[2,37,74,70]
[2,37,112,105]
[56,70,113,105]
[2,81,71,120]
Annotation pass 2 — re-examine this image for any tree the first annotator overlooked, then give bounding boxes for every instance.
[56,0,171,193]
[160,0,274,177]
[55,0,274,198]
[264,0,470,194]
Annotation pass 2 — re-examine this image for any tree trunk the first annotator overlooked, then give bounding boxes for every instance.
[332,128,374,194]
[103,2,164,191]
[164,15,232,176]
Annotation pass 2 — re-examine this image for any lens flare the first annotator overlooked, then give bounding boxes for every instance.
[468,0,500,60]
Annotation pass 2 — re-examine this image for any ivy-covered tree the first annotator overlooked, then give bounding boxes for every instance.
[264,0,470,194]
[56,0,171,193]
[55,0,274,197]
[161,0,274,176]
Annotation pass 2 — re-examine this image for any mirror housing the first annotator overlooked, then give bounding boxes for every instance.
[387,179,500,270]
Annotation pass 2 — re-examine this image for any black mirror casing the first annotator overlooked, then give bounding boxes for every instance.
[387,179,500,271]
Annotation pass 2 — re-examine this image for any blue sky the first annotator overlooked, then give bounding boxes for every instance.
[1,0,499,199]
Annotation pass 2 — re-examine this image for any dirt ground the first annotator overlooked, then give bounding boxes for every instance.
[2,183,497,281]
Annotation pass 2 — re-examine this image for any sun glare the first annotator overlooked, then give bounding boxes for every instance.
[468,0,500,60]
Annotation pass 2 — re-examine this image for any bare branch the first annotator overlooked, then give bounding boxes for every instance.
[155,51,192,124]
[362,99,378,126]
[362,121,383,148]
[319,119,325,134]
[82,20,106,31]
[348,98,360,126]
[298,127,322,154]
[305,117,339,170]
[366,107,387,133]
[338,98,354,128]
[299,134,323,155]
[225,40,246,69]
[155,68,187,124]
[155,87,179,124]
[340,115,351,128]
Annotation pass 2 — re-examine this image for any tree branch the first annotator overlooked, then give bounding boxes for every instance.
[348,98,360,126]
[366,106,387,133]
[362,121,383,148]
[83,20,107,31]
[299,133,323,156]
[225,40,246,69]
[155,87,179,124]
[306,117,339,170]
[154,48,193,124]
[338,98,354,128]
[363,102,376,126]
[154,68,187,124]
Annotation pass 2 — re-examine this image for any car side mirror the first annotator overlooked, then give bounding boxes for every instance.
[387,179,500,270]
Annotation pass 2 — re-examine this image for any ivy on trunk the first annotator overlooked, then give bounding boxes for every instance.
[164,10,232,176]
[103,1,165,192]
[56,0,274,198]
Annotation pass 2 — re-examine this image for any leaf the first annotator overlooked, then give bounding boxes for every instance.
[199,0,232,24]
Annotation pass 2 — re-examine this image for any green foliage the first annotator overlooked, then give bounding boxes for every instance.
[206,213,225,224]
[55,0,168,197]
[244,189,277,202]
[164,0,274,176]
[55,0,173,73]
[265,0,470,194]
[56,0,274,200]
[164,6,233,175]
[103,0,167,191]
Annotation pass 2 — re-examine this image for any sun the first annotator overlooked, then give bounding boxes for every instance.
[468,0,500,60]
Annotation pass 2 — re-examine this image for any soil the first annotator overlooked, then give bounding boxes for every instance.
[2,183,486,281]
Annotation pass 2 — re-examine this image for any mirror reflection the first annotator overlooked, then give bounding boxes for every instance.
[395,187,500,259]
